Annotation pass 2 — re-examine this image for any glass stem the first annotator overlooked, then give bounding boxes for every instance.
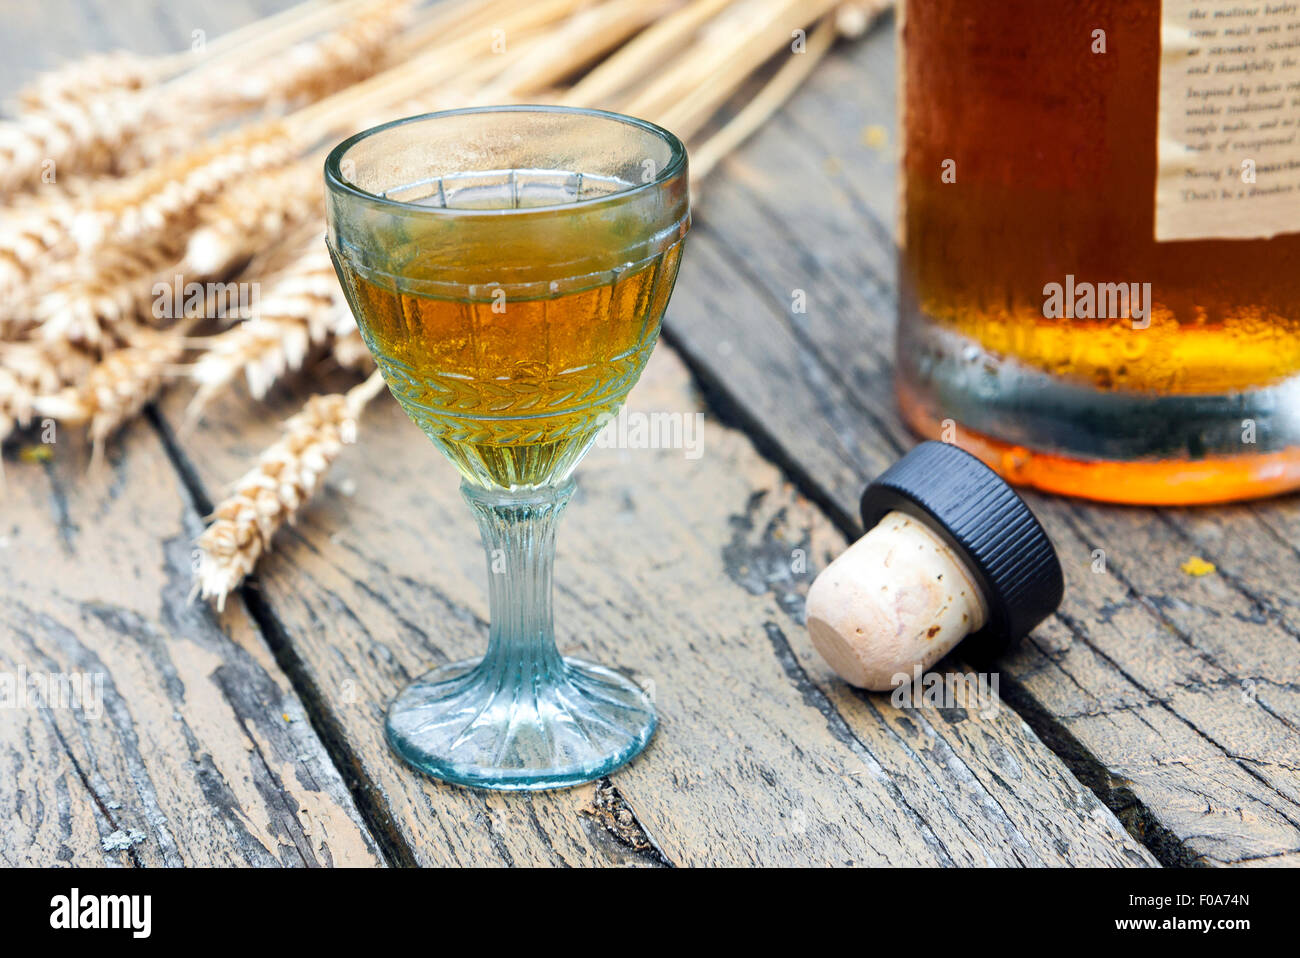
[462,479,574,688]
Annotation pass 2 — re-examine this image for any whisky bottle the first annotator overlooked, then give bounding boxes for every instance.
[897,0,1300,503]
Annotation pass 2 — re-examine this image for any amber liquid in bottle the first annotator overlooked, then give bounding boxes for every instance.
[897,0,1300,503]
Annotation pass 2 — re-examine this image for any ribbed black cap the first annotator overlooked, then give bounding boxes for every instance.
[859,441,1064,657]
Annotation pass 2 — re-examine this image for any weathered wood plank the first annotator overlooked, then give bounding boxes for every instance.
[4,0,1156,867]
[160,340,1153,866]
[0,0,386,871]
[0,421,382,866]
[154,378,675,868]
[664,17,1300,865]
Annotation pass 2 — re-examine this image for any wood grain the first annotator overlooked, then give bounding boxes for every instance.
[663,16,1300,865]
[0,0,386,871]
[0,419,381,866]
[1,0,1270,868]
[157,338,1153,865]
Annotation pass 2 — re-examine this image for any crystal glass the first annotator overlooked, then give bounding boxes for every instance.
[324,106,689,790]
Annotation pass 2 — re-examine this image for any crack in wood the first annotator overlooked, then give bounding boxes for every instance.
[579,779,671,867]
[1056,507,1300,831]
[760,620,955,865]
[146,406,415,868]
[992,669,1202,868]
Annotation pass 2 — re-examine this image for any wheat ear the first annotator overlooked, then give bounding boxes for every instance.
[29,328,185,458]
[624,0,841,124]
[12,51,155,113]
[33,236,187,347]
[331,311,373,372]
[188,246,343,415]
[6,0,359,116]
[84,120,299,248]
[1,119,297,307]
[0,84,158,194]
[0,338,92,442]
[32,147,325,348]
[0,0,397,194]
[181,160,323,278]
[0,198,80,307]
[213,0,418,110]
[195,371,386,608]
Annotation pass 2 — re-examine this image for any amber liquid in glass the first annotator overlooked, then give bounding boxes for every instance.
[335,223,683,489]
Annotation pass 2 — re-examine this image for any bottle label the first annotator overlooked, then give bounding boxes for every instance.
[1156,0,1300,241]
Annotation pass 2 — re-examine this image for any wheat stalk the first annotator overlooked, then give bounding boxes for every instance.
[6,0,357,119]
[689,2,891,180]
[561,0,733,106]
[171,0,380,75]
[195,371,385,608]
[287,0,587,137]
[655,1,843,140]
[478,0,681,99]
[625,0,841,124]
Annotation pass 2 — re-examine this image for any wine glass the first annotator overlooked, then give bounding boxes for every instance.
[324,106,690,790]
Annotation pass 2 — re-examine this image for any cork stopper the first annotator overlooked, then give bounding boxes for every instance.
[807,510,988,690]
[806,441,1064,691]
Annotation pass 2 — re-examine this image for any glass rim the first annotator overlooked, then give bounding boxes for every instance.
[323,104,689,219]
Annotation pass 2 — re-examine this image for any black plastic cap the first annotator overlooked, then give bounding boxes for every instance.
[859,441,1064,657]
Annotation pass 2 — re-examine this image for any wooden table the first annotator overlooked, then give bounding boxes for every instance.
[3,3,1296,868]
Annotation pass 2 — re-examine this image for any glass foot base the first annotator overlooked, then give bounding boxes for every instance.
[385,656,656,791]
